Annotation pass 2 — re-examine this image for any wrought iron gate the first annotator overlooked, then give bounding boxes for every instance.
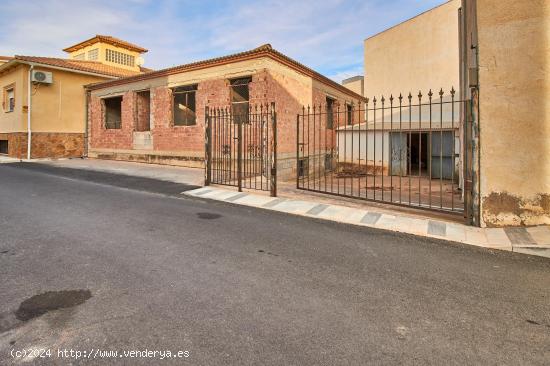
[205,103,277,196]
[297,89,471,215]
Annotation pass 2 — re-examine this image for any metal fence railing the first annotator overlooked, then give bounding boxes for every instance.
[297,88,468,214]
[205,103,277,196]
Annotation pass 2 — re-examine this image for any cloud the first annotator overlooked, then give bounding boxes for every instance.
[0,0,445,80]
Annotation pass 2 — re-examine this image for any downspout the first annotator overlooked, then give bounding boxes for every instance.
[27,65,33,160]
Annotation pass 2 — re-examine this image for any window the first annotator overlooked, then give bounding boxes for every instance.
[173,85,197,126]
[73,53,85,60]
[0,140,8,154]
[347,104,353,125]
[103,96,122,129]
[106,49,135,67]
[3,85,14,112]
[230,77,251,124]
[326,97,335,129]
[87,48,99,61]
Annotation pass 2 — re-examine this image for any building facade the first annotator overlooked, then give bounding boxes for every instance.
[0,36,148,159]
[468,0,550,227]
[85,44,363,180]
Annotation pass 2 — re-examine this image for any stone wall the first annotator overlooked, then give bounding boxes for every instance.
[0,132,84,158]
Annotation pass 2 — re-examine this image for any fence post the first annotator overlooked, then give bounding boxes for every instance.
[237,108,243,192]
[270,102,277,197]
[296,113,300,190]
[204,106,212,186]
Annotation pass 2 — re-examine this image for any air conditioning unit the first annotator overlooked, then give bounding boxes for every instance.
[32,70,53,84]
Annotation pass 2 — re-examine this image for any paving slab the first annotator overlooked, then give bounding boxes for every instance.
[526,226,550,246]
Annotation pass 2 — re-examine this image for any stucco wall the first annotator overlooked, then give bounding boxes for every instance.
[364,0,461,98]
[0,65,27,133]
[68,42,143,72]
[342,77,364,97]
[477,0,550,226]
[31,68,109,133]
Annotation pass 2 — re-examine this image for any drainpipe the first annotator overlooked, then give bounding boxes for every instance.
[27,65,33,160]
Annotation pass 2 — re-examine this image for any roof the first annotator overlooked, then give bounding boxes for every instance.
[63,35,148,53]
[342,75,364,84]
[85,44,365,100]
[3,56,142,78]
[0,55,13,61]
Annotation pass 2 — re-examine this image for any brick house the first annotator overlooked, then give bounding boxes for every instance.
[85,44,363,180]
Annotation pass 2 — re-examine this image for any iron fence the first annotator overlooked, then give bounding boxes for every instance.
[297,88,469,214]
[205,103,277,196]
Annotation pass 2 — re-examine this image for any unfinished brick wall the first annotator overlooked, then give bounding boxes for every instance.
[151,79,232,155]
[87,68,360,177]
[89,92,133,150]
[135,91,151,132]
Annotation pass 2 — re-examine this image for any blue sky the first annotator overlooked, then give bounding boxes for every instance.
[0,0,444,82]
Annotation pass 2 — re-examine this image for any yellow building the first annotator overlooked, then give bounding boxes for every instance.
[0,35,149,158]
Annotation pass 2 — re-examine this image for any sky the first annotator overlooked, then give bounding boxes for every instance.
[0,0,444,82]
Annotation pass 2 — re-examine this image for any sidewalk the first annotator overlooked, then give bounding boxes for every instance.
[14,157,204,186]
[185,185,550,259]
[0,155,22,164]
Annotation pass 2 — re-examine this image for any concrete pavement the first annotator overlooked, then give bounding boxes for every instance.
[0,162,549,365]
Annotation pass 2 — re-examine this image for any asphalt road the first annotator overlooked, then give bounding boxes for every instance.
[0,163,549,365]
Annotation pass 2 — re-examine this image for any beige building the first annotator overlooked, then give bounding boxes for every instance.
[469,0,550,227]
[335,0,463,214]
[335,0,550,227]
[364,0,461,98]
[0,36,148,158]
[342,76,364,96]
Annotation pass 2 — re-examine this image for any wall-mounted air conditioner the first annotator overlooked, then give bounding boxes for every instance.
[32,70,53,84]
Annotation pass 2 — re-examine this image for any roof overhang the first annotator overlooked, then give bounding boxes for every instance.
[63,35,148,53]
[0,59,119,79]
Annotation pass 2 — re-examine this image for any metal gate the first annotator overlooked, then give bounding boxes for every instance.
[297,89,471,215]
[205,103,277,196]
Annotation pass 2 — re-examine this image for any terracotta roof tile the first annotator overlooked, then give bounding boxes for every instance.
[13,56,141,78]
[63,35,148,53]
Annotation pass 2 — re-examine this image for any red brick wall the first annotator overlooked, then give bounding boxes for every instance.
[87,70,360,178]
[135,91,150,132]
[89,92,133,150]
[150,79,230,154]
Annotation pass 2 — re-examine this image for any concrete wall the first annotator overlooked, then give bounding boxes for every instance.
[364,0,461,98]
[342,76,364,97]
[477,0,550,226]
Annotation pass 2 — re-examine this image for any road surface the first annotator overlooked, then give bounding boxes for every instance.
[0,163,548,365]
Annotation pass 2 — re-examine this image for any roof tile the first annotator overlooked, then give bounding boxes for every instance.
[13,56,142,78]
